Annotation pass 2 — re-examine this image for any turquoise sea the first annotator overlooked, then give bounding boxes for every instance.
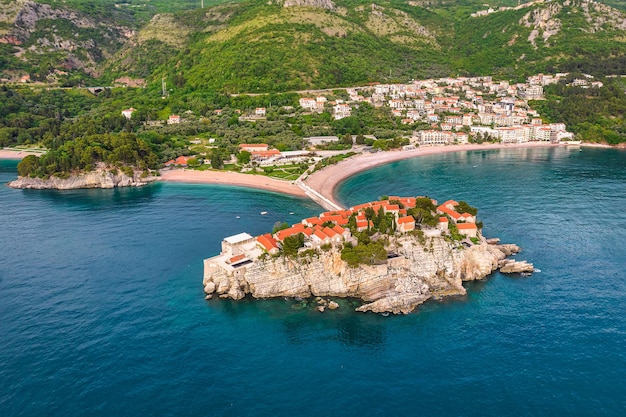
[1,146,625,416]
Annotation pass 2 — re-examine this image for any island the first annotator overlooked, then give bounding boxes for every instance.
[202,196,534,314]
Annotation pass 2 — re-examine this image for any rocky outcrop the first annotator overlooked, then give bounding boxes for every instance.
[7,168,158,190]
[2,0,132,75]
[498,259,535,274]
[280,0,336,10]
[203,235,526,314]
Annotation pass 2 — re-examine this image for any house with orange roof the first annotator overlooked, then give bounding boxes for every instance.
[397,216,416,233]
[441,200,459,210]
[460,213,475,223]
[164,156,191,166]
[256,234,279,255]
[322,215,349,226]
[439,217,449,232]
[332,224,351,240]
[399,197,416,208]
[321,227,342,244]
[275,224,307,242]
[311,228,331,245]
[356,220,372,232]
[384,204,400,216]
[302,217,323,227]
[457,223,478,238]
[239,143,269,152]
[251,149,281,160]
[437,204,462,222]
[351,203,372,211]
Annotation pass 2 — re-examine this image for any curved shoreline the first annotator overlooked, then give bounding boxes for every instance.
[304,142,568,208]
[4,143,618,200]
[159,169,307,197]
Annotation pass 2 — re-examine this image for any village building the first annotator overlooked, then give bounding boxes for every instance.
[121,108,136,119]
[239,143,269,152]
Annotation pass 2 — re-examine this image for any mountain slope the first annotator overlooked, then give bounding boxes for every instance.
[0,0,134,83]
[113,0,626,93]
[3,0,626,91]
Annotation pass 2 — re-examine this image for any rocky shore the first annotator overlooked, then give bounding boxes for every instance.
[203,234,533,314]
[7,168,158,190]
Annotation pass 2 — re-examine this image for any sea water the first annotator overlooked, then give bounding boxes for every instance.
[0,146,624,416]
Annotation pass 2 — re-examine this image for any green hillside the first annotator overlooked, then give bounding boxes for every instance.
[102,0,626,93]
[2,0,626,91]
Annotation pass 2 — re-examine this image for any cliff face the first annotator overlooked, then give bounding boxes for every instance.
[203,235,521,314]
[7,169,158,190]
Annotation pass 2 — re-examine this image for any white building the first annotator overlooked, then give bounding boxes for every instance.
[121,108,136,119]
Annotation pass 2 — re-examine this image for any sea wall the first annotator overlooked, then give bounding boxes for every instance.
[203,234,524,314]
[7,168,158,189]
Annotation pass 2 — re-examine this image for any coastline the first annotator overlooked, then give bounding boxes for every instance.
[304,142,563,208]
[159,169,307,197]
[159,142,614,206]
[0,149,43,160]
[4,142,620,196]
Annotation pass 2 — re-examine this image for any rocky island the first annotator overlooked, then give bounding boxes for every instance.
[203,196,534,314]
[8,166,158,190]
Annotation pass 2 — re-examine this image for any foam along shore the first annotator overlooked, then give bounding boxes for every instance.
[159,169,307,197]
[304,142,563,208]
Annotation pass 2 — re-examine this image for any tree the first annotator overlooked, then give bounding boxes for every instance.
[355,134,365,145]
[237,150,251,164]
[457,201,478,216]
[211,152,224,169]
[282,233,304,257]
[187,157,200,167]
[272,221,289,234]
[17,155,40,177]
[341,133,353,145]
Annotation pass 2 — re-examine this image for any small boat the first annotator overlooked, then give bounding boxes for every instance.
[260,211,268,215]
[235,216,240,219]
[289,212,294,215]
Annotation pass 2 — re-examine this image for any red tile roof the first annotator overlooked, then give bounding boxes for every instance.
[256,234,278,252]
[398,216,415,224]
[275,224,306,241]
[239,143,268,148]
[457,223,477,230]
[228,254,246,264]
[332,225,345,235]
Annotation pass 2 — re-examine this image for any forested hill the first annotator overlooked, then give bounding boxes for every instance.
[2,0,626,91]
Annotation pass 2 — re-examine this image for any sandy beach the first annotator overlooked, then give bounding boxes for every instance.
[0,149,43,160]
[304,142,563,208]
[159,169,307,197]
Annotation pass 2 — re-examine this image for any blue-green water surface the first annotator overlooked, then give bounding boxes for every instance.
[1,146,624,416]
